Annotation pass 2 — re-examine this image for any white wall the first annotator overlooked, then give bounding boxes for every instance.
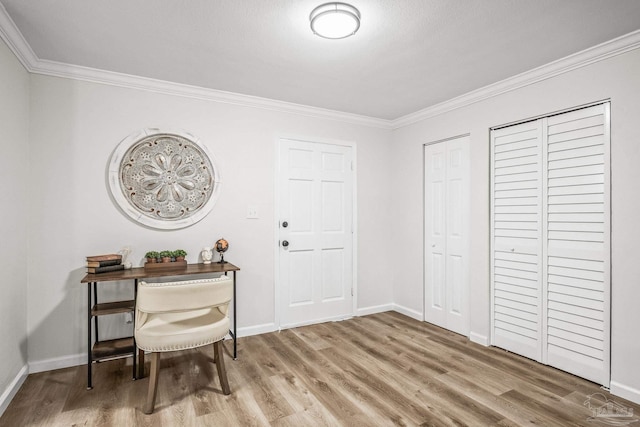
[390,48,640,401]
[0,38,29,410]
[25,74,393,369]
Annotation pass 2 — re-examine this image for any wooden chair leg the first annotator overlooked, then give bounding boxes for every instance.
[214,341,231,395]
[144,352,161,414]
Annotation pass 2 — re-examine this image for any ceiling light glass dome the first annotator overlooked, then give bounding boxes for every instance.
[310,2,361,39]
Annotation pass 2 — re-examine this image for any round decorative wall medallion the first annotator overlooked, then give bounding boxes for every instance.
[108,128,222,230]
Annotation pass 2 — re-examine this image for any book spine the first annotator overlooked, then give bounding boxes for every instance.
[87,264,125,274]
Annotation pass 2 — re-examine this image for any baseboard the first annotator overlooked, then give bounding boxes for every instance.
[357,303,394,317]
[470,332,489,346]
[236,322,277,338]
[0,365,28,417]
[610,380,640,405]
[391,304,423,321]
[28,353,85,374]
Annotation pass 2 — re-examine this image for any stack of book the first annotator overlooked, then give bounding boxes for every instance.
[86,254,124,274]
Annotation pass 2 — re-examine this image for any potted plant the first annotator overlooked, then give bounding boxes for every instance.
[173,249,187,262]
[159,250,172,263]
[145,251,159,263]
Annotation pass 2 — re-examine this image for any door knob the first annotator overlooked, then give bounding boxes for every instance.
[282,240,289,247]
[282,221,288,228]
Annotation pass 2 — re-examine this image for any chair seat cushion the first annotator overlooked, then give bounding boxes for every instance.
[136,308,230,352]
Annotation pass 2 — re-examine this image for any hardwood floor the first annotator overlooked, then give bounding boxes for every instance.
[2,311,638,426]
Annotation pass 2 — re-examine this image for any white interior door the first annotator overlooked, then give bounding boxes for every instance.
[278,138,354,328]
[424,135,470,336]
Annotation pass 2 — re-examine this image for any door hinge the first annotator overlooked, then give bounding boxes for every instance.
[350,161,354,171]
[351,287,354,296]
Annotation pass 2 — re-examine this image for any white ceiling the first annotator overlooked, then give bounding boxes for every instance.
[2,0,640,120]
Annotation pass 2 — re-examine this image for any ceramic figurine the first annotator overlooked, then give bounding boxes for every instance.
[201,247,213,264]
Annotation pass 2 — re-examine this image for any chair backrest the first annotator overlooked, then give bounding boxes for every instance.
[136,276,233,314]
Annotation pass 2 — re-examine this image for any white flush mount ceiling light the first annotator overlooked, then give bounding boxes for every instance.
[310,2,361,39]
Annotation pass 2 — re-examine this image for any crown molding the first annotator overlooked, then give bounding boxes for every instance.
[0,4,392,130]
[29,58,393,129]
[391,29,640,129]
[2,1,639,131]
[0,2,37,69]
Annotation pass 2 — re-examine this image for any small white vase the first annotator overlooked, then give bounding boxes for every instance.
[201,247,213,264]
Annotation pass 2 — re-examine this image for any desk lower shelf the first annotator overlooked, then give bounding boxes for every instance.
[92,337,134,361]
[91,300,134,316]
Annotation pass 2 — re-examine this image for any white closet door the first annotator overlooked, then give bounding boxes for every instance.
[424,136,469,336]
[491,121,543,361]
[491,102,610,387]
[543,103,610,385]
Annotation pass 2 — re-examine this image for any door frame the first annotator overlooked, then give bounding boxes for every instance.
[423,133,471,336]
[274,135,358,330]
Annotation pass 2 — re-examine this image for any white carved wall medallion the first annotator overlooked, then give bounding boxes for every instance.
[108,128,222,229]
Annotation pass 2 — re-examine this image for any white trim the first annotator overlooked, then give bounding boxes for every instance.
[391,29,640,129]
[237,322,278,338]
[469,332,489,347]
[34,59,392,129]
[610,381,640,405]
[357,304,394,317]
[391,304,423,321]
[0,365,28,417]
[28,353,85,374]
[0,2,37,71]
[2,4,639,130]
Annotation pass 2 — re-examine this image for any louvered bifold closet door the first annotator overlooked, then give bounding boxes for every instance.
[491,120,543,361]
[543,103,610,386]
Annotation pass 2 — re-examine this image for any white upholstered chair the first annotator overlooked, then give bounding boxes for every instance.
[135,276,233,414]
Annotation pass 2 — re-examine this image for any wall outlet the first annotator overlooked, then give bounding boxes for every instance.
[124,312,133,324]
[247,206,259,219]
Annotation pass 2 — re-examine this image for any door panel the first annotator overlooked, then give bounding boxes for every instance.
[543,103,610,385]
[490,103,610,387]
[278,139,354,328]
[424,135,469,336]
[491,120,543,361]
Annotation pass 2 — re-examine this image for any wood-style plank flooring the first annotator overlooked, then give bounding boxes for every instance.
[2,311,638,426]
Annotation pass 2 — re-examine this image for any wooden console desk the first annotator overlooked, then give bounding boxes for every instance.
[81,262,239,390]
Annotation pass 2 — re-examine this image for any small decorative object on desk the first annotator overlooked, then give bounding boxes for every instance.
[215,238,229,264]
[86,253,124,274]
[201,247,213,264]
[143,249,188,270]
[145,251,159,264]
[118,246,132,269]
[173,249,187,262]
[159,250,172,263]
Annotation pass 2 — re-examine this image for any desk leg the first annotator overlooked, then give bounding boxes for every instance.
[87,282,93,390]
[93,282,99,343]
[233,270,237,360]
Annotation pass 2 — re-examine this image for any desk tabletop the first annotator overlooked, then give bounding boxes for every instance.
[81,262,240,283]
